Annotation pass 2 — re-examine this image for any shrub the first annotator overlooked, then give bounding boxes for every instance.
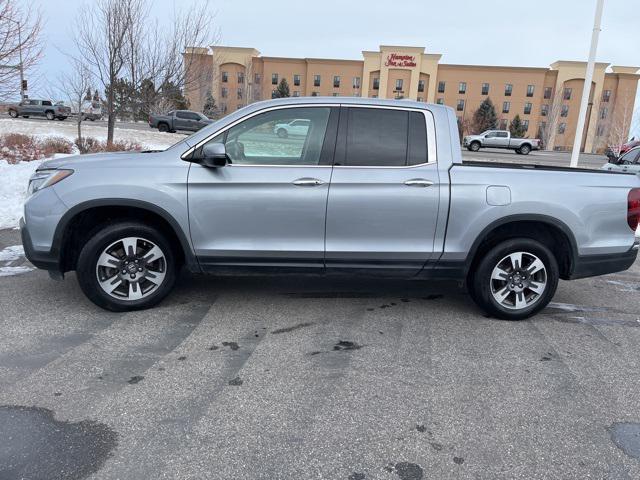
[75,137,145,154]
[40,136,75,156]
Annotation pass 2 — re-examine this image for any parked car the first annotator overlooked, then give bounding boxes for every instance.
[606,139,640,161]
[80,100,103,121]
[8,99,71,120]
[274,118,310,138]
[21,97,640,320]
[149,110,213,133]
[602,146,640,174]
[463,130,540,155]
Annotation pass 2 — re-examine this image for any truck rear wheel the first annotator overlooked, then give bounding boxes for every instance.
[45,111,55,120]
[470,238,558,320]
[76,222,177,312]
[519,144,531,155]
[469,141,480,152]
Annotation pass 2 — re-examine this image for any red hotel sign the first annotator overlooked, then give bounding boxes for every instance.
[385,54,417,68]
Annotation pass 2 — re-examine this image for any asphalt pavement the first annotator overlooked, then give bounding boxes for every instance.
[1,225,640,479]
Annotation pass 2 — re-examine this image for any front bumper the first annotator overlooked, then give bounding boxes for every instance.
[569,240,639,280]
[20,218,61,272]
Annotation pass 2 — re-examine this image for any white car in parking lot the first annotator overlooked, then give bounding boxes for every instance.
[273,119,310,138]
[602,146,640,174]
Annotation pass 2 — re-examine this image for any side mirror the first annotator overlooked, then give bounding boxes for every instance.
[199,142,228,168]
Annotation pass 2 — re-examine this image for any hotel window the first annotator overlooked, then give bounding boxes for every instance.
[522,120,529,131]
[237,72,244,84]
[541,104,548,116]
[458,82,467,94]
[220,103,227,113]
[600,107,608,119]
[561,105,569,117]
[502,101,510,113]
[373,77,380,90]
[524,102,532,115]
[563,87,572,100]
[436,98,444,105]
[499,118,508,130]
[293,91,300,97]
[372,94,378,98]
[438,81,445,93]
[544,87,552,99]
[417,97,423,102]
[418,80,425,93]
[505,84,512,96]
[236,104,243,110]
[596,123,605,136]
[456,99,465,111]
[526,84,534,97]
[311,91,318,96]
[333,76,340,88]
[558,122,566,134]
[221,71,228,83]
[237,88,242,100]
[271,89,277,99]
[395,79,404,91]
[293,74,301,86]
[314,75,321,87]
[221,87,228,98]
[353,77,361,89]
[254,73,261,84]
[602,89,611,102]
[333,92,339,97]
[272,73,278,85]
[481,83,489,95]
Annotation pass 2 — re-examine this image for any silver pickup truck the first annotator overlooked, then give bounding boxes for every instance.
[21,97,640,320]
[463,129,540,155]
[8,99,71,121]
[148,110,213,133]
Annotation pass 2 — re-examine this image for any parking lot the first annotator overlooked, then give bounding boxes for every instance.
[2,214,640,479]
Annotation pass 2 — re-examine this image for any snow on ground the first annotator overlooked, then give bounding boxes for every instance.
[0,118,183,151]
[0,157,44,229]
[0,244,33,276]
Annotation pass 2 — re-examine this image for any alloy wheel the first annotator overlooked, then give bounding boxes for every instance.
[95,237,167,301]
[490,251,547,310]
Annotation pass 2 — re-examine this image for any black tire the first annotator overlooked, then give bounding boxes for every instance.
[469,238,559,320]
[57,116,66,121]
[277,128,288,138]
[519,144,531,155]
[45,111,55,120]
[76,222,177,312]
[469,141,480,152]
[22,115,29,118]
[515,148,522,154]
[8,109,17,118]
[158,123,169,132]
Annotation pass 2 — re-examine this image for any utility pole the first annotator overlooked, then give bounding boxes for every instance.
[570,0,605,168]
[17,19,25,100]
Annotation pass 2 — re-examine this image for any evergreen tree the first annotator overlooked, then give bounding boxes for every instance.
[274,78,290,98]
[202,90,217,118]
[93,89,100,102]
[509,114,527,138]
[471,98,498,133]
[84,87,92,101]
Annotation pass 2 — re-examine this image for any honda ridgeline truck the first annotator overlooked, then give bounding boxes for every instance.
[21,98,640,320]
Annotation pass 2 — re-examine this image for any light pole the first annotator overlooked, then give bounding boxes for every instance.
[570,0,605,168]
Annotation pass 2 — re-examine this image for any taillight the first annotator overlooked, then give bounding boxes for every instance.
[628,188,640,231]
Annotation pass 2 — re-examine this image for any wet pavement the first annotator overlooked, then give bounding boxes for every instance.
[1,227,640,479]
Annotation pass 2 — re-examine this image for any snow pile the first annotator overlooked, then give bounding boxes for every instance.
[0,244,33,277]
[0,158,43,229]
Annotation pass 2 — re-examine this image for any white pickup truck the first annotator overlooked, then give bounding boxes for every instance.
[463,130,540,155]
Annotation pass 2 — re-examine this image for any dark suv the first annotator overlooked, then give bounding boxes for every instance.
[8,99,71,121]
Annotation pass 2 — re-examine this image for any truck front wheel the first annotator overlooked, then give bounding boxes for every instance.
[76,222,177,311]
[8,109,17,118]
[158,123,169,132]
[468,141,481,152]
[469,238,559,320]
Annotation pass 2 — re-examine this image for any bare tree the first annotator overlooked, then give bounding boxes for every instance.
[74,0,142,146]
[603,89,636,158]
[238,58,261,108]
[58,59,93,148]
[538,88,564,150]
[0,0,42,101]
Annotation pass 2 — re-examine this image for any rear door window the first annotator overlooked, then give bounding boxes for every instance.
[343,108,427,166]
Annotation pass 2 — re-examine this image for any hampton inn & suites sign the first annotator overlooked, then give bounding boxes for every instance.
[384,54,417,68]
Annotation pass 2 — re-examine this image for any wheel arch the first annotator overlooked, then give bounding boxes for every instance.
[465,214,578,281]
[53,199,199,273]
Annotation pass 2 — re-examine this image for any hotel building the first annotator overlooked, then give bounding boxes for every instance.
[184,45,639,152]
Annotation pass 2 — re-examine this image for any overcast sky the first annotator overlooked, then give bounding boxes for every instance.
[31,0,640,133]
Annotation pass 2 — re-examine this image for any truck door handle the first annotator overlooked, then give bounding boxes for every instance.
[292,177,325,186]
[404,178,433,187]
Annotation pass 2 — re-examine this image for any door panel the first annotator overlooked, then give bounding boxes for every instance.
[325,106,440,275]
[188,106,338,271]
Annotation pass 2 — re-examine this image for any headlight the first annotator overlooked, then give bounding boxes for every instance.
[27,169,73,195]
